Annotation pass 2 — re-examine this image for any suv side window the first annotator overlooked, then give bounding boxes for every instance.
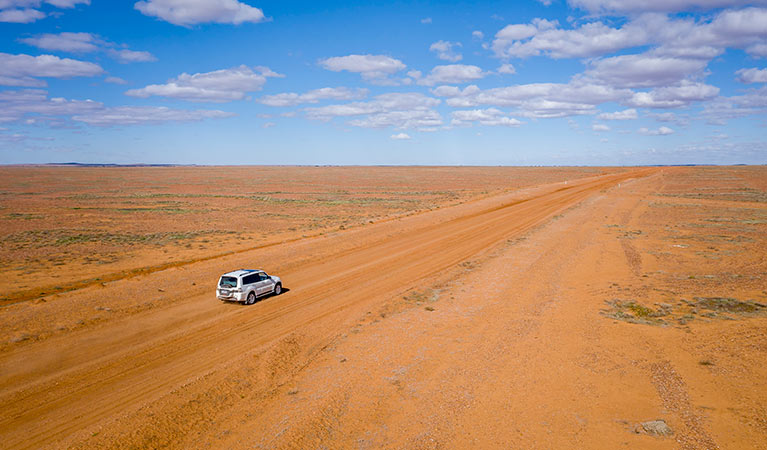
[242,274,257,285]
[258,273,269,281]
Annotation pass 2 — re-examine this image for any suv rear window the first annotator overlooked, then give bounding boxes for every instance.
[219,276,238,287]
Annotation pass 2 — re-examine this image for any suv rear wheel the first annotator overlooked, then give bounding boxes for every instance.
[246,292,256,305]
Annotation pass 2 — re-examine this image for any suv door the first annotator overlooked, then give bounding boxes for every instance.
[256,272,273,296]
[242,274,258,296]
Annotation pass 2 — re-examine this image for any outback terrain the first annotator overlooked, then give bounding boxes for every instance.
[0,165,614,307]
[0,165,765,449]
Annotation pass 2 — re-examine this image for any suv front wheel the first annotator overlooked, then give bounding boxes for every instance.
[274,283,282,295]
[246,291,256,305]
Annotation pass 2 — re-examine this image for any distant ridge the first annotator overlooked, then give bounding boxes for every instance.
[43,162,198,167]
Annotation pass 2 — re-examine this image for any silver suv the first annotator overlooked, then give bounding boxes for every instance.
[217,269,282,304]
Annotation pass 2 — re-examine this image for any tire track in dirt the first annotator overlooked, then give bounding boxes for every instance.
[651,361,719,449]
[0,169,655,449]
[620,240,642,277]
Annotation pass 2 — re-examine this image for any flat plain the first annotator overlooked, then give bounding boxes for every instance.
[0,165,614,306]
[0,165,765,449]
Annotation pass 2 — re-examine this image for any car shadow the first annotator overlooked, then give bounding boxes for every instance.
[252,287,290,305]
[267,286,290,298]
[223,287,290,307]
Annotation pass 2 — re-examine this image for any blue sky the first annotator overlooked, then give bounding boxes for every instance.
[0,0,766,165]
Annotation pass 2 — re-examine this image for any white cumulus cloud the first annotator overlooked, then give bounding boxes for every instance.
[105,76,127,84]
[626,81,719,108]
[0,0,88,23]
[20,32,157,64]
[73,106,234,126]
[598,108,637,120]
[736,67,767,84]
[305,92,442,130]
[126,65,281,102]
[568,0,767,14]
[430,40,463,62]
[492,8,767,62]
[44,0,90,7]
[0,88,100,123]
[585,53,709,88]
[109,49,157,63]
[703,86,767,124]
[258,87,368,107]
[417,64,486,86]
[0,7,43,22]
[306,93,439,118]
[390,132,411,139]
[0,52,103,87]
[497,63,516,75]
[134,0,266,26]
[19,32,101,52]
[638,126,675,135]
[592,123,610,131]
[748,43,767,58]
[433,81,630,118]
[349,110,442,129]
[0,88,233,126]
[319,54,406,84]
[451,108,523,127]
